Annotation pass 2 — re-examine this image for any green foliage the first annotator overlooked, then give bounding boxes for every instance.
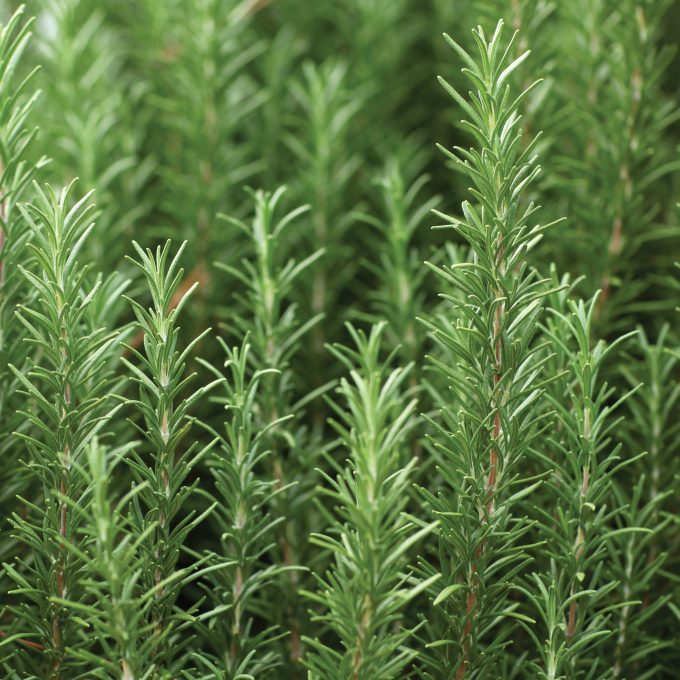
[0,5,47,578]
[527,295,636,678]
[287,59,361,353]
[550,0,679,332]
[216,187,325,667]
[6,181,122,677]
[360,150,439,367]
[417,23,559,678]
[123,240,219,673]
[57,440,156,679]
[1,3,679,679]
[192,339,283,678]
[31,0,150,267]
[303,323,437,680]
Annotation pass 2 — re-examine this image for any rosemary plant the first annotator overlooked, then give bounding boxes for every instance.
[7,182,122,677]
[287,59,361,380]
[147,0,263,288]
[553,0,679,330]
[217,186,324,670]
[527,294,637,678]
[31,0,149,268]
[0,3,678,677]
[419,22,557,677]
[192,339,283,678]
[303,323,437,680]
[57,440,154,679]
[609,326,680,676]
[122,241,218,673]
[360,150,439,369]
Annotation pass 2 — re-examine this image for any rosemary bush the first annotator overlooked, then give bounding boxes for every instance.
[0,2,679,678]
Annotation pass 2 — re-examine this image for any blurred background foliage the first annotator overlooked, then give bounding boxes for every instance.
[2,0,678,339]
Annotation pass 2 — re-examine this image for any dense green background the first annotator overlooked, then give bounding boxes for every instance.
[1,1,679,678]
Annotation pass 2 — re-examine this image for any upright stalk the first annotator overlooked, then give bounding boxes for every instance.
[217,187,323,671]
[303,323,437,680]
[420,22,559,677]
[609,326,680,676]
[288,60,361,397]
[194,340,286,677]
[9,182,120,676]
[527,296,639,678]
[123,240,218,670]
[362,150,439,370]
[555,0,677,330]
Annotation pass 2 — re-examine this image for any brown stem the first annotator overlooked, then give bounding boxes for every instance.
[351,594,372,680]
[566,598,577,644]
[457,238,505,678]
[487,295,504,514]
[596,211,623,315]
[0,629,45,651]
[488,233,505,513]
[455,561,479,680]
